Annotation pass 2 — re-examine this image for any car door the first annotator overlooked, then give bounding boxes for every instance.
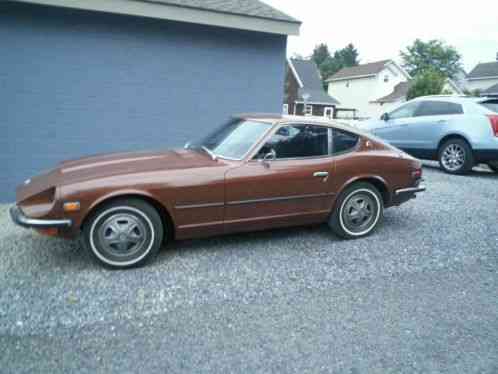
[403,100,464,156]
[372,101,421,149]
[224,124,335,234]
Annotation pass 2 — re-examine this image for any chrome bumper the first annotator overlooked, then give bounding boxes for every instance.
[395,185,426,195]
[9,205,72,229]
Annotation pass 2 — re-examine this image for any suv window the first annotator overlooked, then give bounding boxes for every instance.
[416,101,463,116]
[389,101,420,120]
[333,129,359,154]
[479,100,498,113]
[255,124,329,159]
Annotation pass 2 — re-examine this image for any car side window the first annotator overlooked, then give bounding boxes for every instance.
[388,102,420,120]
[333,129,359,154]
[415,101,464,116]
[255,124,329,159]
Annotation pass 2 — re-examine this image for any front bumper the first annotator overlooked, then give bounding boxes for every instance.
[9,205,72,229]
[392,185,426,206]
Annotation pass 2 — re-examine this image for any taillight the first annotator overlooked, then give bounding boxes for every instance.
[488,115,498,137]
[411,168,423,179]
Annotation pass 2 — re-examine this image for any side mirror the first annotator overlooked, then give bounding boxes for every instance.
[380,113,390,121]
[184,142,191,149]
[261,149,276,166]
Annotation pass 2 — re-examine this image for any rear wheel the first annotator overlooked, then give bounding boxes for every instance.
[329,182,384,239]
[487,161,498,173]
[83,198,164,269]
[438,138,474,175]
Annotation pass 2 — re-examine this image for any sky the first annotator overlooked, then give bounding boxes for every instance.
[263,0,498,73]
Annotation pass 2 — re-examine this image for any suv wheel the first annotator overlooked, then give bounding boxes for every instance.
[488,161,498,173]
[83,198,164,269]
[438,138,474,175]
[329,182,384,239]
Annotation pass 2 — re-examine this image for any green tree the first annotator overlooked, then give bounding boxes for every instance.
[311,43,331,67]
[311,43,360,83]
[400,39,462,79]
[406,69,446,100]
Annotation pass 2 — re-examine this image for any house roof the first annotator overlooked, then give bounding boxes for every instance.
[482,83,498,95]
[467,61,498,80]
[13,0,301,35]
[289,59,340,105]
[373,81,410,103]
[327,60,391,81]
[149,0,300,23]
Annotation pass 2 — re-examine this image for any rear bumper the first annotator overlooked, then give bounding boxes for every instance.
[391,185,426,206]
[9,205,72,229]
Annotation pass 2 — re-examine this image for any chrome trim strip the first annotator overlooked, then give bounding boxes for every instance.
[9,205,72,229]
[395,186,426,195]
[227,192,335,206]
[175,202,225,210]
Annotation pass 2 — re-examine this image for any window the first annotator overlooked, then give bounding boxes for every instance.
[346,81,350,88]
[305,104,313,116]
[191,119,272,160]
[333,129,359,154]
[282,104,289,115]
[388,101,420,120]
[416,101,463,116]
[384,75,389,83]
[478,100,498,113]
[255,125,329,159]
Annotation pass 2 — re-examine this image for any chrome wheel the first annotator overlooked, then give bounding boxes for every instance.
[441,143,465,172]
[340,191,378,235]
[98,213,147,257]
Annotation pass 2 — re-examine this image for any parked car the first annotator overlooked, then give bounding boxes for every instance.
[10,114,425,269]
[358,96,498,174]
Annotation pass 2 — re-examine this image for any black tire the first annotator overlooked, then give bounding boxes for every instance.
[328,182,384,239]
[82,198,164,269]
[438,138,474,175]
[487,161,498,173]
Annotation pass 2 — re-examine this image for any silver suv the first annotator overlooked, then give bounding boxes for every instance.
[359,96,498,174]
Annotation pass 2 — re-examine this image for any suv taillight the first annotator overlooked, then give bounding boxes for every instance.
[488,115,498,137]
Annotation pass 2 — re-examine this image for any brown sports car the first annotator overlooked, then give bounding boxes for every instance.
[11,114,425,268]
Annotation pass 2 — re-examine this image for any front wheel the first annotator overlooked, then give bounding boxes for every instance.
[438,139,474,175]
[83,198,164,269]
[487,161,498,173]
[329,182,384,239]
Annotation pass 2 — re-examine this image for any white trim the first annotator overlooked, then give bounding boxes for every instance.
[444,78,464,94]
[13,0,301,36]
[282,103,289,115]
[327,73,376,82]
[467,75,498,81]
[305,104,313,116]
[384,60,411,80]
[324,107,334,118]
[287,58,304,88]
[295,101,337,106]
[327,60,411,82]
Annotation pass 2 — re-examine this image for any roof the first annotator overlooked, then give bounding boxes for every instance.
[289,59,340,105]
[148,0,299,23]
[13,0,301,35]
[327,60,391,81]
[467,61,498,80]
[482,83,498,95]
[373,81,410,103]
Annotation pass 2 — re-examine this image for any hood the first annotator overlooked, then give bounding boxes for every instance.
[16,149,218,203]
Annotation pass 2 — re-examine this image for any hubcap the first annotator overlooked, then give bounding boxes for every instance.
[98,213,147,257]
[342,193,376,233]
[441,144,465,171]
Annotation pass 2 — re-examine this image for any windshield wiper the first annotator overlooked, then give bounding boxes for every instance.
[201,146,217,161]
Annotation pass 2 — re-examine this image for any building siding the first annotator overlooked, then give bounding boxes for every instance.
[0,2,287,202]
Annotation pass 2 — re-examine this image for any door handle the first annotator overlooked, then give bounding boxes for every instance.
[437,119,447,124]
[313,171,329,178]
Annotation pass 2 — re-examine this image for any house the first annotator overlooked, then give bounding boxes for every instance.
[0,0,300,201]
[284,58,339,118]
[466,54,498,94]
[371,78,464,115]
[326,60,411,119]
[481,84,498,97]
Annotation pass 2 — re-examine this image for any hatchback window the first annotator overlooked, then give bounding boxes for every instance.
[256,125,329,159]
[479,100,498,113]
[416,101,463,116]
[333,129,359,154]
[388,101,420,120]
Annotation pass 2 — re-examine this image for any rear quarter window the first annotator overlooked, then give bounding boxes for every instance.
[333,129,359,154]
[479,100,498,113]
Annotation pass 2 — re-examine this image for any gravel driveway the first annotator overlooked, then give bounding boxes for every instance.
[1,162,497,373]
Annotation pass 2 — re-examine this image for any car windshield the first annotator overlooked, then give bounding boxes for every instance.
[190,118,272,160]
